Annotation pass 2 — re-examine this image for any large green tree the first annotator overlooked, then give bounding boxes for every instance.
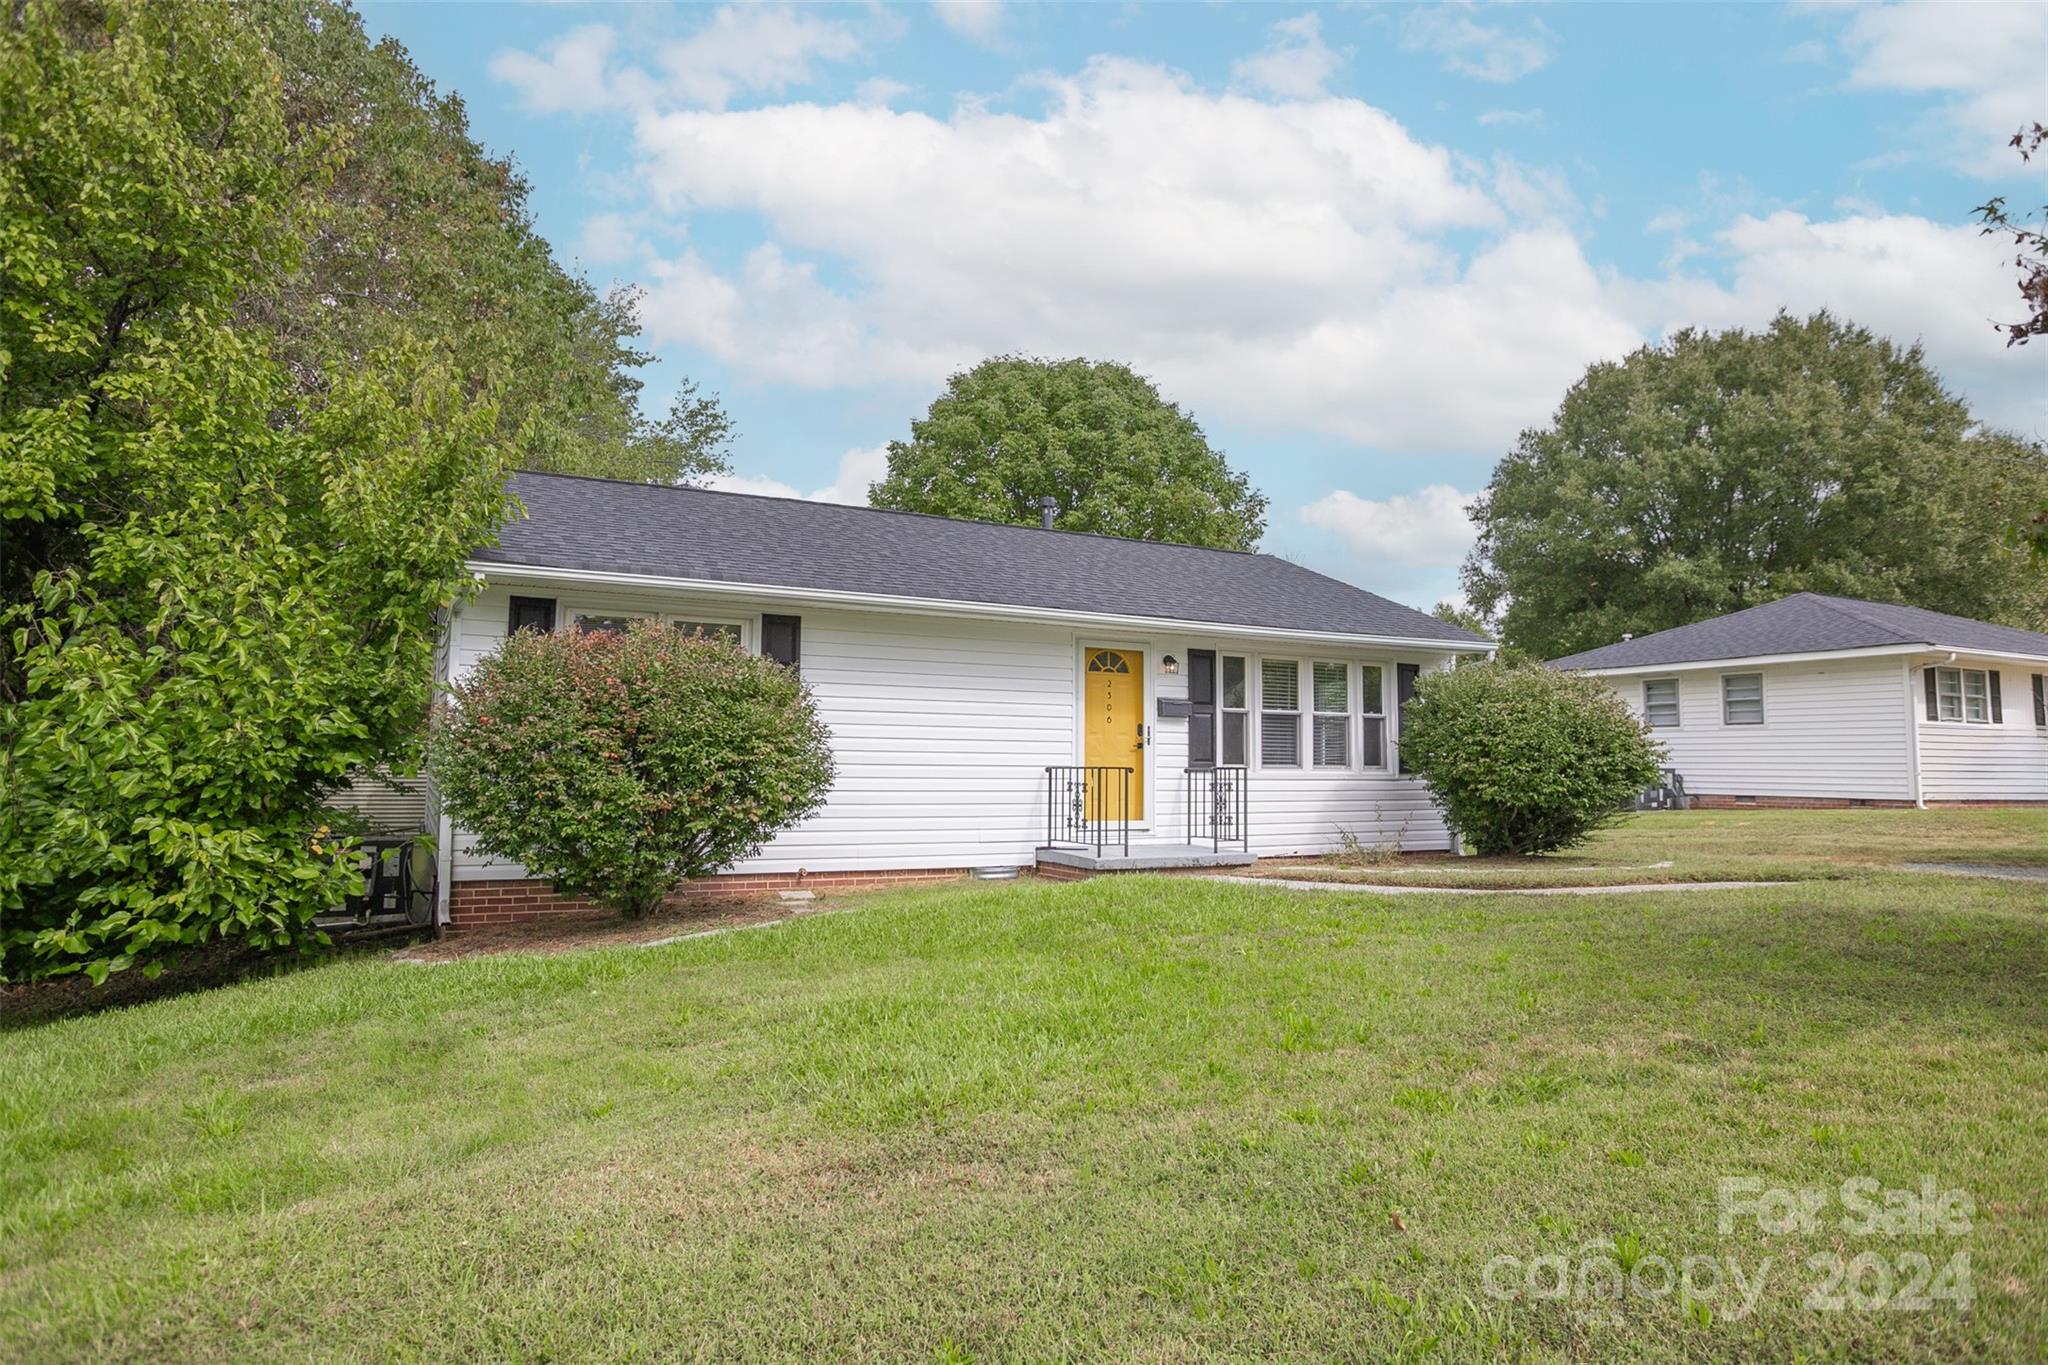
[242,0,732,485]
[869,356,1268,549]
[1,0,512,982]
[1463,313,2048,660]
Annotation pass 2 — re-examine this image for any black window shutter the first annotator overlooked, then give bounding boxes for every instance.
[1924,667,1938,721]
[1187,649,1217,769]
[508,596,556,635]
[2034,673,2046,728]
[1396,663,1421,775]
[761,614,801,669]
[1989,670,2002,724]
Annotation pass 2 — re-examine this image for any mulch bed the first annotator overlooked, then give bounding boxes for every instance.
[393,893,806,963]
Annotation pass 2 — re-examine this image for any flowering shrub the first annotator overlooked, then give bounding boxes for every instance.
[429,622,834,915]
[1399,663,1664,856]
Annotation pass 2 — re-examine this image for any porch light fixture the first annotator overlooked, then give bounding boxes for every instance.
[1161,654,1180,675]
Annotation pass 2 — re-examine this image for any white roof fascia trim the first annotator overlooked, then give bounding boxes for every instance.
[465,560,1495,654]
[1568,644,1928,676]
[1574,643,2048,676]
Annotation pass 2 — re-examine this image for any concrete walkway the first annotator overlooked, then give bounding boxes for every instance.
[1898,862,2048,883]
[1197,874,1787,898]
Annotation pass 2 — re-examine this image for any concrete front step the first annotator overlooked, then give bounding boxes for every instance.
[1035,843,1257,874]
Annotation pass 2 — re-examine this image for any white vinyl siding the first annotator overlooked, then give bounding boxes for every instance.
[1643,678,1680,727]
[1721,673,1764,725]
[1920,657,2048,802]
[1260,660,1301,767]
[1604,658,1913,801]
[448,584,1470,878]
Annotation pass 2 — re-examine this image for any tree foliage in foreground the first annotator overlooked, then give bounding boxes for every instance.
[243,0,733,485]
[1463,313,2048,660]
[870,356,1269,549]
[430,624,835,918]
[1400,665,1664,857]
[1,1,512,982]
[1972,119,2048,560]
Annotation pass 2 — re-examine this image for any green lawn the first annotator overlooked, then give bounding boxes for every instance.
[5,813,2047,1360]
[1255,806,2048,888]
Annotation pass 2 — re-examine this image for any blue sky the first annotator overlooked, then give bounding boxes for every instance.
[359,1,2047,610]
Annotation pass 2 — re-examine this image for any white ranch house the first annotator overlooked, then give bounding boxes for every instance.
[356,472,1493,927]
[1550,593,2048,809]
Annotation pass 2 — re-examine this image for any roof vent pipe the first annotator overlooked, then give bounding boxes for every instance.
[1621,632,1633,641]
[1039,496,1057,530]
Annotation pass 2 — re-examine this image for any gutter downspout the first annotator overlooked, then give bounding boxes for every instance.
[1907,652,1955,811]
[430,599,461,929]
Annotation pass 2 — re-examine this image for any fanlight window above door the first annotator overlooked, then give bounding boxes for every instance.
[1087,650,1132,674]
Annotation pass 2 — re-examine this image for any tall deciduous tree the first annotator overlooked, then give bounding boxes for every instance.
[243,0,733,485]
[870,356,1268,549]
[1462,313,2048,661]
[1,1,512,982]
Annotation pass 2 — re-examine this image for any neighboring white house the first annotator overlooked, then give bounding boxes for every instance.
[405,472,1492,925]
[1549,594,2048,809]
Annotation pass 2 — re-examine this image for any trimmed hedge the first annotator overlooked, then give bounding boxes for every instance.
[1400,663,1664,856]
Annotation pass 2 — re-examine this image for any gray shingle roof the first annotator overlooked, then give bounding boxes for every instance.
[477,472,1487,646]
[1549,593,2048,670]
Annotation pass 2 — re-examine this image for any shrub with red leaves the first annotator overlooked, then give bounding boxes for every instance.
[429,621,834,915]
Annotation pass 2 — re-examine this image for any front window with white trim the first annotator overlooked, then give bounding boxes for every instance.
[1643,678,1680,728]
[1260,659,1301,767]
[1722,672,1764,725]
[1934,667,1991,724]
[1360,665,1386,768]
[570,609,749,649]
[1311,662,1349,768]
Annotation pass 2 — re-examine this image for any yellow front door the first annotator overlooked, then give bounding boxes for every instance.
[1083,648,1144,822]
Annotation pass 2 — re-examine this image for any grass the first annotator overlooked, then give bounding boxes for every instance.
[4,811,2047,1360]
[1256,806,2048,888]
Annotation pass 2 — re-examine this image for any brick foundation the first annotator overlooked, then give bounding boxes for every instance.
[1689,794,2048,811]
[448,866,976,927]
[1689,794,1915,811]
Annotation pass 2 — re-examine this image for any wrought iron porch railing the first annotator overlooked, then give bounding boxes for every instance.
[1186,765,1250,853]
[1043,765,1133,857]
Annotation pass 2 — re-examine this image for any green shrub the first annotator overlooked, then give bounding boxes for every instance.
[1399,663,1663,856]
[429,623,835,916]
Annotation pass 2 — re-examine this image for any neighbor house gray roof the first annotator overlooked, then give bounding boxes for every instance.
[475,472,1487,646]
[1549,593,2048,671]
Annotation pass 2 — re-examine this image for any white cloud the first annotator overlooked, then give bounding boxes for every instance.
[490,6,864,114]
[1401,7,1554,84]
[932,1,1005,47]
[489,25,625,114]
[1621,211,2047,436]
[577,211,646,263]
[704,444,892,504]
[1232,13,1345,100]
[855,76,912,108]
[1834,2,2048,177]
[562,50,2037,462]
[1301,485,1479,567]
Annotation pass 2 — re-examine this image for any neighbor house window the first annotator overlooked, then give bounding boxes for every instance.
[1312,662,1349,768]
[2033,673,2046,730]
[1260,659,1300,767]
[1722,673,1764,725]
[1643,678,1681,728]
[1933,667,1993,724]
[1359,664,1386,768]
[1221,656,1249,766]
